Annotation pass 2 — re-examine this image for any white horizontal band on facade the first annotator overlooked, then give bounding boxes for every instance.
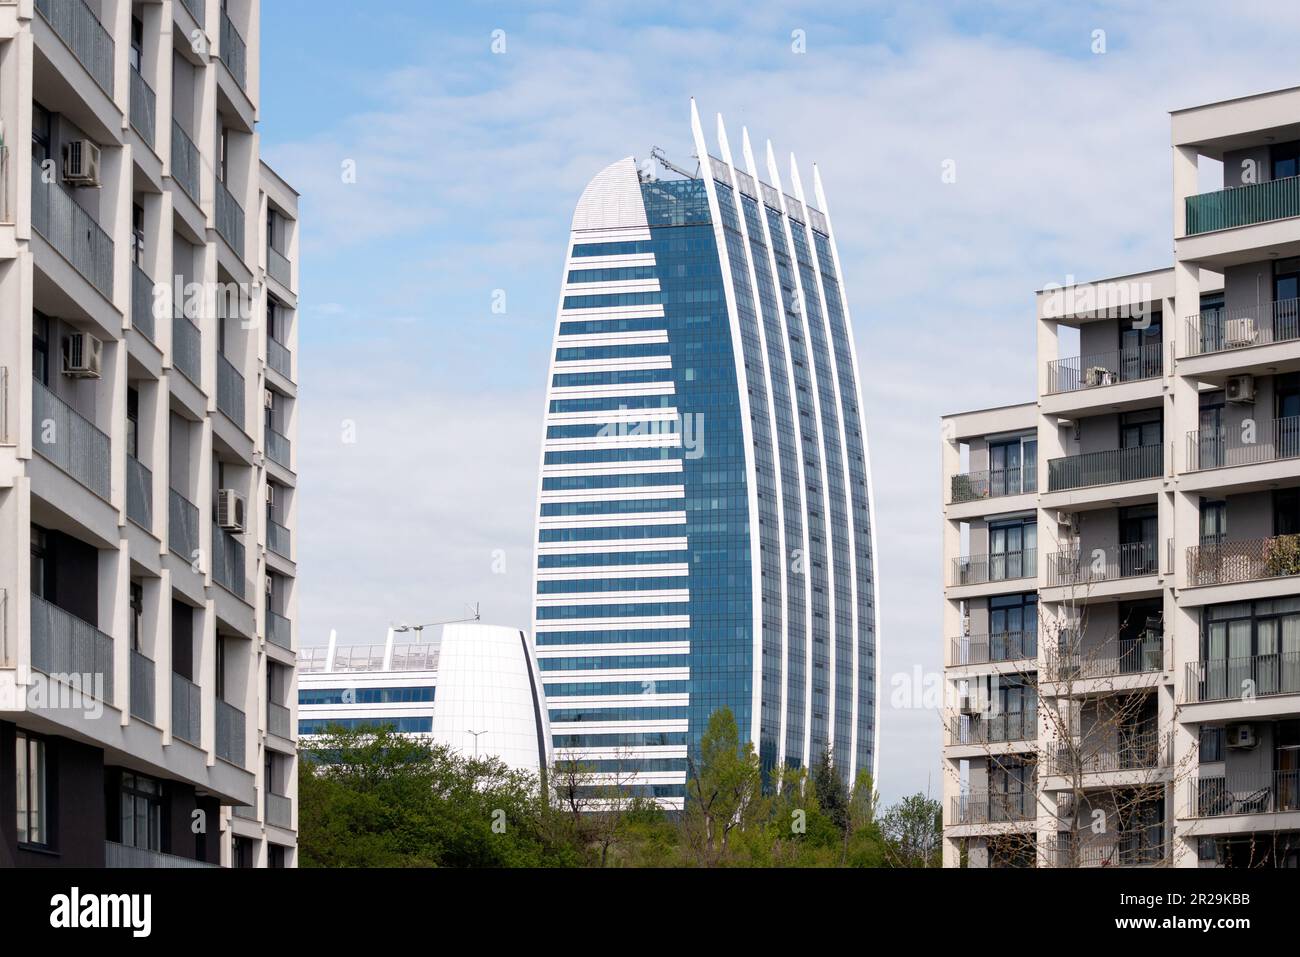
[583,772,688,785]
[559,304,665,321]
[546,409,678,426]
[552,355,672,374]
[553,330,669,348]
[535,539,688,555]
[561,279,660,296]
[535,563,689,580]
[535,618,689,635]
[548,383,676,400]
[542,434,681,453]
[554,746,687,760]
[538,512,687,531]
[551,720,689,734]
[570,227,652,244]
[540,667,690,682]
[535,589,690,607]
[548,694,691,707]
[541,460,683,478]
[565,253,656,269]
[540,487,685,504]
[535,641,690,657]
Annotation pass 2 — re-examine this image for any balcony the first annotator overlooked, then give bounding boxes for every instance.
[268,700,291,739]
[215,178,245,253]
[129,65,156,147]
[1047,445,1162,492]
[172,314,201,385]
[1186,416,1300,471]
[951,789,1035,825]
[267,518,291,560]
[267,609,292,651]
[1046,541,1158,587]
[1183,297,1300,357]
[1186,535,1300,586]
[168,488,199,562]
[1045,830,1166,867]
[126,455,152,529]
[1185,651,1300,703]
[267,336,292,380]
[215,699,245,766]
[951,631,1036,666]
[30,594,113,702]
[949,466,1034,505]
[268,245,291,289]
[105,841,216,868]
[32,380,110,499]
[179,0,205,24]
[1045,343,1162,395]
[171,672,200,745]
[216,353,244,427]
[35,0,114,96]
[948,711,1037,747]
[129,649,154,723]
[950,549,1036,587]
[132,263,156,342]
[1185,175,1300,236]
[212,522,245,599]
[31,158,114,299]
[1189,770,1300,818]
[219,8,247,90]
[266,426,291,469]
[1046,633,1164,681]
[1046,730,1170,777]
[171,121,201,204]
[266,791,292,829]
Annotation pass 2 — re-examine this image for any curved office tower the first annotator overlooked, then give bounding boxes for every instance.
[532,103,879,807]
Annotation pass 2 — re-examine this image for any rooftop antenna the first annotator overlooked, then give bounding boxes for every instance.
[649,146,700,180]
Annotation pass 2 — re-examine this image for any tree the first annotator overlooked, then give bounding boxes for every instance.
[682,707,764,866]
[881,793,942,868]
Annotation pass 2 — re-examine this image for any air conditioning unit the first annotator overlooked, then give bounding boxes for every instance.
[62,332,103,378]
[1224,317,1257,349]
[263,388,275,410]
[1226,374,1256,404]
[216,489,246,532]
[1226,724,1256,749]
[61,139,102,187]
[1055,510,1076,529]
[958,693,980,715]
[265,574,274,596]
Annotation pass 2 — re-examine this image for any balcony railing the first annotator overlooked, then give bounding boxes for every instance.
[1186,535,1300,586]
[1189,770,1300,818]
[30,594,113,702]
[215,699,245,766]
[212,522,245,598]
[1185,175,1300,236]
[35,0,114,96]
[1046,541,1158,587]
[1185,651,1300,703]
[1183,297,1300,357]
[169,488,200,562]
[129,65,156,147]
[267,518,291,560]
[948,711,1037,746]
[951,631,1037,666]
[950,549,1036,586]
[1045,343,1163,395]
[268,701,291,738]
[171,672,201,744]
[126,455,152,529]
[268,245,291,288]
[951,789,1036,825]
[266,426,291,468]
[105,841,216,868]
[267,336,292,380]
[949,466,1035,504]
[1047,730,1169,776]
[1046,633,1164,681]
[130,649,155,724]
[171,121,201,203]
[1186,416,1300,471]
[215,177,244,252]
[266,791,292,829]
[179,0,205,24]
[267,609,292,651]
[32,380,110,499]
[172,314,201,385]
[1047,445,1162,492]
[132,263,156,342]
[1046,830,1166,867]
[216,353,245,427]
[31,157,114,298]
[219,8,247,89]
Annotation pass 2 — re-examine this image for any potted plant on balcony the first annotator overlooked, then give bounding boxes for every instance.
[1265,533,1300,578]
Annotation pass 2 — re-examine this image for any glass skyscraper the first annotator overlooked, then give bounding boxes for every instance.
[532,104,879,806]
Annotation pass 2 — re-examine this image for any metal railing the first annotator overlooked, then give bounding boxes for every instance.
[1185,651,1300,703]
[950,789,1036,825]
[266,791,292,829]
[267,336,292,379]
[215,699,245,766]
[126,455,152,529]
[172,314,201,385]
[1045,342,1162,395]
[1047,445,1162,492]
[130,649,155,723]
[171,672,201,744]
[132,263,156,342]
[268,701,291,738]
[948,711,1037,746]
[1046,633,1164,681]
[267,518,291,559]
[30,594,113,702]
[268,245,291,288]
[30,157,114,299]
[1046,541,1158,586]
[212,522,245,598]
[298,642,440,674]
[171,120,201,203]
[1189,770,1300,818]
[129,65,156,146]
[950,549,1037,586]
[105,841,216,868]
[215,177,244,252]
[1186,534,1300,586]
[219,8,247,89]
[1046,830,1166,867]
[1185,416,1300,471]
[1047,730,1169,776]
[179,0,205,24]
[32,380,110,499]
[266,426,290,468]
[267,610,292,650]
[1183,297,1300,357]
[949,466,1034,504]
[169,488,200,562]
[216,353,245,427]
[1185,175,1300,236]
[35,0,115,95]
[951,631,1037,666]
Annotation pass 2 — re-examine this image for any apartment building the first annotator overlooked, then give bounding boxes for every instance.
[0,0,300,867]
[942,85,1300,869]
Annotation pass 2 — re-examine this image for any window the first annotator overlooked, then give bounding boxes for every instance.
[132,204,145,265]
[129,17,143,72]
[266,299,279,343]
[1277,488,1300,538]
[30,525,47,600]
[119,772,162,851]
[130,582,143,652]
[1120,313,1162,379]
[989,436,1035,496]
[989,593,1036,659]
[1199,726,1224,762]
[215,636,226,700]
[231,835,254,868]
[1200,499,1227,545]
[1272,142,1300,181]
[267,208,277,253]
[268,843,286,868]
[1202,598,1300,699]
[989,519,1035,581]
[15,731,49,847]
[1120,408,1162,449]
[126,387,139,459]
[32,312,49,386]
[32,103,51,165]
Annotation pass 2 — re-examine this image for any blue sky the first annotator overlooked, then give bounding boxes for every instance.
[257,0,1300,802]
